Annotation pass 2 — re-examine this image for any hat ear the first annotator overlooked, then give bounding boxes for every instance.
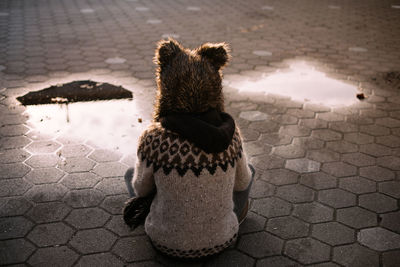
[197,43,230,70]
[154,38,183,68]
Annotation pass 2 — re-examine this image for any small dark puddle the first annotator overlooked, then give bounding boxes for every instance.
[17,80,133,105]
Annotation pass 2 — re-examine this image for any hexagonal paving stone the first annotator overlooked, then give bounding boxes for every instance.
[261,169,298,185]
[358,227,400,251]
[88,149,122,162]
[59,144,92,158]
[93,162,128,178]
[0,217,34,239]
[382,250,400,267]
[344,132,374,144]
[61,172,102,189]
[260,133,292,146]
[266,216,309,239]
[279,125,311,137]
[359,143,392,157]
[307,148,340,163]
[239,212,267,235]
[75,252,124,267]
[27,222,74,247]
[25,140,61,153]
[381,211,400,233]
[333,244,379,267]
[25,184,68,203]
[238,232,283,258]
[240,128,260,142]
[0,239,36,265]
[252,197,291,218]
[112,235,156,261]
[326,140,358,153]
[95,177,128,195]
[0,163,30,179]
[25,154,60,168]
[285,158,320,173]
[249,120,280,133]
[249,179,275,198]
[0,178,32,197]
[276,184,314,203]
[65,207,110,229]
[311,129,342,141]
[106,215,135,237]
[292,202,333,223]
[337,207,377,229]
[329,121,358,133]
[239,111,268,121]
[206,249,255,267]
[312,222,355,245]
[101,194,127,215]
[284,238,330,265]
[70,229,117,254]
[59,157,95,173]
[321,162,357,177]
[318,188,356,208]
[250,155,285,170]
[360,124,390,136]
[28,246,79,267]
[0,197,32,217]
[26,202,71,223]
[359,193,397,213]
[0,148,30,164]
[256,256,300,267]
[376,117,400,128]
[0,124,29,136]
[63,189,105,208]
[376,135,400,148]
[339,176,376,194]
[379,181,400,198]
[300,172,337,190]
[377,156,400,170]
[0,136,31,150]
[342,153,376,167]
[359,166,395,181]
[24,168,65,184]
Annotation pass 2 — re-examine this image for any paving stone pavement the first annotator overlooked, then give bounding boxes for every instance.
[1,0,400,266]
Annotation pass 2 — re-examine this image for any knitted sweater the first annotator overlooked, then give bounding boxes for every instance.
[132,112,251,258]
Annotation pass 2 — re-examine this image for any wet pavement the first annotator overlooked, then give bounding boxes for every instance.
[1,0,400,266]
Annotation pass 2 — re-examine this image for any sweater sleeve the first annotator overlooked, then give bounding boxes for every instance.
[233,151,252,192]
[132,131,156,197]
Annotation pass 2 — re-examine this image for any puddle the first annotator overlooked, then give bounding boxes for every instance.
[19,80,150,155]
[229,61,361,107]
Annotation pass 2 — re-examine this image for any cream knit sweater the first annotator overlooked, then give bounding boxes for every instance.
[133,122,251,258]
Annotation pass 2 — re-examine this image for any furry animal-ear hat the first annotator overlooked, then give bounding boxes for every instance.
[153,38,230,121]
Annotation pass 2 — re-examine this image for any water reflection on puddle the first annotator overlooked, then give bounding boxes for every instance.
[25,99,150,155]
[230,61,360,106]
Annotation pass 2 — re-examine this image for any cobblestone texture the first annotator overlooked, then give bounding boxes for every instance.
[1,0,400,266]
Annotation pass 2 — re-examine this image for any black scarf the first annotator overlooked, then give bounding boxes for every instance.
[159,109,235,154]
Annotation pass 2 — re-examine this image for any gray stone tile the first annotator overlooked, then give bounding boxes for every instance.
[25,140,61,154]
[0,216,34,239]
[26,202,71,223]
[0,239,36,265]
[100,194,127,215]
[318,188,356,208]
[381,211,400,233]
[27,222,74,247]
[239,211,267,235]
[280,125,311,137]
[307,149,340,163]
[63,189,105,208]
[285,158,320,173]
[61,172,102,189]
[95,177,128,195]
[28,246,79,267]
[376,135,400,148]
[0,178,32,197]
[24,154,60,168]
[75,252,124,267]
[249,179,275,198]
[88,149,123,162]
[337,207,377,229]
[379,181,400,198]
[321,162,357,177]
[24,168,65,184]
[382,250,400,267]
[239,111,268,121]
[59,157,96,173]
[238,232,283,258]
[377,156,400,170]
[0,163,30,179]
[112,235,156,261]
[276,184,315,203]
[70,229,117,254]
[332,244,379,267]
[93,162,128,178]
[359,193,397,213]
[0,149,30,164]
[312,129,342,141]
[256,256,301,267]
[59,144,92,158]
[250,155,285,170]
[344,132,374,145]
[252,197,291,218]
[65,207,110,229]
[312,222,355,245]
[342,153,376,167]
[339,176,376,194]
[25,184,68,203]
[206,250,255,267]
[293,202,333,223]
[261,169,298,185]
[300,172,337,190]
[358,227,400,251]
[266,216,310,239]
[359,143,392,157]
[0,197,32,217]
[284,238,330,265]
[360,166,395,181]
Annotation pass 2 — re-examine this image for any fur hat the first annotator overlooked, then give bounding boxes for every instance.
[153,38,230,121]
